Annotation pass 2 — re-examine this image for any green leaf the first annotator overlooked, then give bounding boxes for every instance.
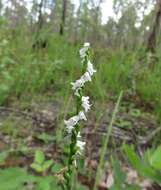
[38,133,55,144]
[0,151,8,164]
[123,144,143,170]
[51,163,63,173]
[116,120,133,129]
[110,185,122,190]
[42,160,54,171]
[77,158,85,173]
[130,109,141,118]
[112,158,126,186]
[35,150,45,164]
[126,186,140,190]
[0,167,36,190]
[76,183,89,190]
[124,144,161,184]
[31,163,43,173]
[37,179,51,190]
[35,176,61,190]
[150,146,161,170]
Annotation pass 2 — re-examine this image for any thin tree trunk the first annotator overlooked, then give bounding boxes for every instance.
[33,0,47,49]
[60,0,67,35]
[36,0,44,37]
[94,0,102,41]
[146,0,161,53]
[74,0,82,43]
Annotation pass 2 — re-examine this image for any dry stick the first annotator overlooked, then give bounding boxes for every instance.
[93,91,123,190]
[0,106,56,125]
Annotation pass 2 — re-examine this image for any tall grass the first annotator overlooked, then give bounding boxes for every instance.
[0,34,161,121]
[93,91,123,190]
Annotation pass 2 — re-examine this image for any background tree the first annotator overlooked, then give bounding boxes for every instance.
[146,0,161,53]
[59,0,67,35]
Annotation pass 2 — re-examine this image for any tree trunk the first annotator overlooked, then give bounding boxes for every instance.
[146,0,161,53]
[33,0,48,50]
[60,0,67,35]
[37,0,44,34]
[73,0,82,43]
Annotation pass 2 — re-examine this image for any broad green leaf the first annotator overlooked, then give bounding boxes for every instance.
[0,151,8,164]
[110,185,121,190]
[123,144,143,170]
[112,158,126,186]
[42,160,53,171]
[31,163,43,173]
[38,133,55,144]
[76,183,89,190]
[0,167,36,190]
[130,109,141,118]
[37,179,51,190]
[124,144,161,184]
[116,120,133,129]
[126,186,140,190]
[51,163,63,173]
[35,150,45,164]
[150,146,161,170]
[35,176,61,190]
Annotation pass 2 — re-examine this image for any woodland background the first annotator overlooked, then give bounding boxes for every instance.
[0,0,161,190]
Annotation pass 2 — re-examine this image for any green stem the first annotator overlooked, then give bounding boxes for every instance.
[64,48,90,190]
[93,91,123,190]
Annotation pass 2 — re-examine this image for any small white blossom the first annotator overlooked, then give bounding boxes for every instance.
[74,88,81,96]
[66,125,74,133]
[82,96,91,112]
[76,140,86,155]
[79,48,87,58]
[64,115,79,128]
[87,61,97,76]
[64,111,86,133]
[84,42,90,47]
[79,42,90,58]
[74,159,77,167]
[77,132,81,138]
[78,111,87,121]
[71,78,85,91]
[71,72,92,94]
[81,72,91,82]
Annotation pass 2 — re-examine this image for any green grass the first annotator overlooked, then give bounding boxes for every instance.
[1,34,161,122]
[1,33,161,189]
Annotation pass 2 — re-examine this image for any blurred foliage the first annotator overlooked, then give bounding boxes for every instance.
[0,0,161,189]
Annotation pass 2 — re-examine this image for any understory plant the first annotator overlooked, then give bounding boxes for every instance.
[30,150,53,174]
[124,144,161,184]
[63,43,96,189]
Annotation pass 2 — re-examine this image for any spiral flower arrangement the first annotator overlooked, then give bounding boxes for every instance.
[64,43,96,189]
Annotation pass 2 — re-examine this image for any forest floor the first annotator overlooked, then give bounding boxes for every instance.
[0,94,160,190]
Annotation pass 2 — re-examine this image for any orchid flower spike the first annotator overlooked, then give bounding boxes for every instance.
[64,43,96,189]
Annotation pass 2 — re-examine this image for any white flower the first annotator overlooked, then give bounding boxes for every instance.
[79,42,90,58]
[79,48,87,58]
[71,78,85,91]
[66,125,74,133]
[87,61,97,76]
[64,111,86,133]
[74,88,81,96]
[64,115,79,128]
[78,111,87,121]
[77,132,81,138]
[81,72,91,82]
[76,140,86,154]
[74,159,77,167]
[82,96,91,112]
[71,72,92,94]
[84,42,90,47]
